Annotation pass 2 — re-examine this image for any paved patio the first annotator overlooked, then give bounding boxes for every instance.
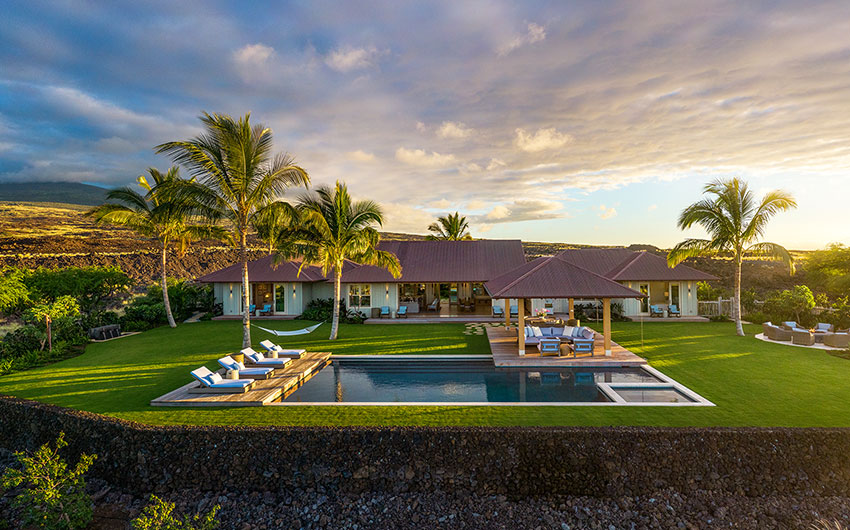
[485,326,646,368]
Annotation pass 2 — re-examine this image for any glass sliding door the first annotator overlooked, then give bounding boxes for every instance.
[670,283,680,307]
[639,283,649,313]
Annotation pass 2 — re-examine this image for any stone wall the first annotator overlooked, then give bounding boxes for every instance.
[2,396,850,498]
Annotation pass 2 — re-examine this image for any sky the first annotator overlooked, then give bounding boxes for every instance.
[1,1,849,250]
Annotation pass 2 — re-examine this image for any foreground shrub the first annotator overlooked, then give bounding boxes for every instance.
[1,432,97,530]
[132,495,219,530]
[121,298,167,331]
[1,326,45,358]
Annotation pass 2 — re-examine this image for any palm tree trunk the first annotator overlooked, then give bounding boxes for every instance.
[330,266,341,340]
[161,245,176,328]
[734,250,745,336]
[240,229,251,348]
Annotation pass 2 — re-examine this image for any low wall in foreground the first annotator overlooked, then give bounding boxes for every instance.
[2,397,850,498]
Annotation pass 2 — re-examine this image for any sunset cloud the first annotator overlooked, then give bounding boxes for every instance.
[514,127,573,152]
[395,147,456,167]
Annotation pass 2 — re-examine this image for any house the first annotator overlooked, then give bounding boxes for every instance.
[197,241,715,319]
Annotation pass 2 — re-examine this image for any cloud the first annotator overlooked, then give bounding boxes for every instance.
[437,121,474,139]
[486,205,511,220]
[476,199,565,225]
[347,149,375,162]
[233,43,275,67]
[498,22,546,56]
[429,199,452,209]
[486,158,507,170]
[599,205,618,220]
[514,128,573,152]
[325,45,384,72]
[395,147,456,167]
[379,202,435,234]
[647,204,658,212]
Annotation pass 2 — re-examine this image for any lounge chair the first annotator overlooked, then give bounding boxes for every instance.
[189,367,254,394]
[824,333,850,348]
[493,305,504,318]
[242,347,293,367]
[509,305,518,317]
[427,299,439,311]
[668,304,681,317]
[258,340,305,359]
[217,356,274,379]
[792,330,815,346]
[379,306,390,318]
[649,305,664,317]
[397,306,408,318]
[259,303,272,316]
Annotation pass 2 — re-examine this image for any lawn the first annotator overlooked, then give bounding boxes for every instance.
[0,320,849,427]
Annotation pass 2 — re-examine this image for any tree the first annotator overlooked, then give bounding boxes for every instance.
[426,212,473,240]
[806,244,850,297]
[279,182,401,340]
[156,112,310,347]
[668,177,797,336]
[88,168,221,327]
[21,266,132,315]
[0,269,29,314]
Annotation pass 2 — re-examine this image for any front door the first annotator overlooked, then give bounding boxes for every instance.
[670,283,680,308]
[639,283,649,313]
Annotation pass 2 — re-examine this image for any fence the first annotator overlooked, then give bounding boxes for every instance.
[698,298,733,317]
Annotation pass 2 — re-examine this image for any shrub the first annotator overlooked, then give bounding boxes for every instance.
[1,326,45,358]
[78,311,121,331]
[146,280,215,322]
[121,298,167,331]
[1,432,96,530]
[744,311,769,324]
[710,314,731,322]
[763,285,816,326]
[697,281,729,301]
[300,298,367,324]
[131,495,219,530]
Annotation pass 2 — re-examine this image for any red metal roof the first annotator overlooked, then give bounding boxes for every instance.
[556,249,716,282]
[485,256,646,299]
[196,240,527,284]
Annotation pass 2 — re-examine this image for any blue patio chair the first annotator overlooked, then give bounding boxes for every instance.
[427,299,439,311]
[509,305,518,317]
[190,367,254,394]
[397,305,408,318]
[668,304,681,317]
[572,338,595,355]
[259,303,272,315]
[649,305,664,317]
[380,306,391,318]
[493,305,505,318]
[248,304,256,314]
[217,356,274,379]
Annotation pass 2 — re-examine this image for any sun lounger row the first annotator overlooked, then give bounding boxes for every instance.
[188,339,308,394]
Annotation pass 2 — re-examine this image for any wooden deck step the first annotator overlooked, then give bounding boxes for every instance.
[151,351,331,407]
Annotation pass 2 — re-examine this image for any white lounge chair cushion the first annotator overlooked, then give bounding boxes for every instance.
[240,367,273,376]
[210,379,253,388]
[209,372,223,384]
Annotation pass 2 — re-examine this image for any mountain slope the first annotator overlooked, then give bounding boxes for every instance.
[0,181,110,206]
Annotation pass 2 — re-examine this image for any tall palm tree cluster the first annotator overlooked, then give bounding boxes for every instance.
[90,112,399,343]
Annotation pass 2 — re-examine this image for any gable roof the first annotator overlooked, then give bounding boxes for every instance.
[196,240,527,284]
[485,255,646,299]
[556,248,716,282]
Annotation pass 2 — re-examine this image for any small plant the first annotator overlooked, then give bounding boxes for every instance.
[132,495,219,530]
[1,432,97,530]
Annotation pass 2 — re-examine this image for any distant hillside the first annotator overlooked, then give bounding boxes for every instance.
[0,182,109,206]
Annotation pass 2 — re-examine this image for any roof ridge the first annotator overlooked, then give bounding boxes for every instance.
[605,251,643,279]
[552,254,645,289]
[491,256,552,297]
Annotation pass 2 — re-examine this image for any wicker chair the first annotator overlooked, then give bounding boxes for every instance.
[767,324,792,341]
[792,329,815,346]
[824,333,850,349]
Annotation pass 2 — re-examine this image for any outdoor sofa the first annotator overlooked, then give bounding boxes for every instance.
[241,348,293,367]
[763,322,792,341]
[189,367,255,394]
[521,325,596,354]
[259,340,305,359]
[217,356,275,379]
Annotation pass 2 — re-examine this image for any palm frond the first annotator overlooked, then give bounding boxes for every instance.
[667,239,718,267]
[746,241,796,274]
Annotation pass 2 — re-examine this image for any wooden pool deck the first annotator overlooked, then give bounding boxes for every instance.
[150,352,331,407]
[486,327,646,368]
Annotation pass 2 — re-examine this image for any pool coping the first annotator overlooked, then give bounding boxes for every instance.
[271,356,715,407]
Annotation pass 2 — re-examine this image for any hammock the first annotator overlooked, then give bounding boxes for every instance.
[252,322,324,337]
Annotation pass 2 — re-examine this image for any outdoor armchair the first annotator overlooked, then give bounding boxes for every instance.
[510,305,519,317]
[668,304,681,317]
[259,304,272,316]
[791,330,815,346]
[815,323,834,333]
[258,340,305,358]
[189,367,254,394]
[217,356,274,379]
[427,299,439,311]
[649,305,664,317]
[493,305,505,317]
[249,304,256,314]
[766,324,792,341]
[380,306,391,318]
[824,333,850,349]
[397,305,408,318]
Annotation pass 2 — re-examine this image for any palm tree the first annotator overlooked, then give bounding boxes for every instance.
[668,177,797,336]
[87,167,223,327]
[279,182,401,340]
[156,112,309,347]
[426,212,473,240]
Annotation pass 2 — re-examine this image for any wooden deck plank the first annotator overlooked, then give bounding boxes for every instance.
[486,326,646,368]
[151,352,331,407]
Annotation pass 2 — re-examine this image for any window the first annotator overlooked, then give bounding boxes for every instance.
[639,283,649,313]
[348,284,371,308]
[275,284,287,313]
[671,284,680,307]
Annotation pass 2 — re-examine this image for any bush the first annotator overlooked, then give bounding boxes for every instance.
[1,326,45,358]
[763,285,816,326]
[121,298,167,331]
[300,298,367,324]
[1,432,96,530]
[78,311,121,331]
[697,281,729,301]
[21,265,132,314]
[132,494,219,530]
[710,314,731,322]
[146,280,215,322]
[744,311,769,324]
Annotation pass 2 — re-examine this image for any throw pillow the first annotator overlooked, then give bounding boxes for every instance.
[209,372,223,384]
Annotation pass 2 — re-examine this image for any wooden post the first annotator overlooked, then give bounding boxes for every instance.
[518,299,526,356]
[45,314,52,353]
[568,298,574,320]
[504,299,511,328]
[603,298,612,357]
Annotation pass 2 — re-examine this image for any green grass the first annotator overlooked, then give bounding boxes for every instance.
[1,320,849,427]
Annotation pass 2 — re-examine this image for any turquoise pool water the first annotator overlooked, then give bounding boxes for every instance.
[280,359,667,403]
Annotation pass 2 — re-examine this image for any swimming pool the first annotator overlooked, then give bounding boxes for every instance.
[276,359,713,406]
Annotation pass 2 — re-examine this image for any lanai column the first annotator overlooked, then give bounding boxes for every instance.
[505,299,511,328]
[568,298,575,320]
[517,298,526,356]
[602,298,612,356]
